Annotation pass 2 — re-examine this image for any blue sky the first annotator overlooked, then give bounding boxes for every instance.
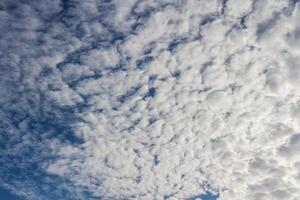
[0,187,22,200]
[188,191,219,200]
[200,193,219,200]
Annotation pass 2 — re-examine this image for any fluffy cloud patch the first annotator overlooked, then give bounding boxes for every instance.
[2,0,300,200]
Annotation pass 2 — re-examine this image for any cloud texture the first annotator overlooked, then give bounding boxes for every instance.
[2,0,300,199]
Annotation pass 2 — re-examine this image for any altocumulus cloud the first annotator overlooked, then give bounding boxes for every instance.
[1,0,300,199]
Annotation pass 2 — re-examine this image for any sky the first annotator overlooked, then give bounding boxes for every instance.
[0,187,22,200]
[1,0,300,200]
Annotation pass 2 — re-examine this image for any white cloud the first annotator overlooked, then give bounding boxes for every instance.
[3,0,300,200]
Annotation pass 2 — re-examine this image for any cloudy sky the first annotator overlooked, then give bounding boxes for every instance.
[2,0,300,199]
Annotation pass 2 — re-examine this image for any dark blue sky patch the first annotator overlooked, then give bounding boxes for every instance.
[25,102,84,145]
[187,191,219,200]
[153,154,160,165]
[143,87,156,99]
[220,0,228,15]
[0,74,86,199]
[148,117,158,125]
[172,70,181,79]
[118,85,141,103]
[28,117,83,144]
[239,15,247,29]
[0,187,23,200]
[168,38,188,52]
[0,155,94,200]
[200,192,219,200]
[136,56,154,69]
[200,15,216,26]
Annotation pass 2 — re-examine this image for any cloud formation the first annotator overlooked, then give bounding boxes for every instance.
[2,0,300,199]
